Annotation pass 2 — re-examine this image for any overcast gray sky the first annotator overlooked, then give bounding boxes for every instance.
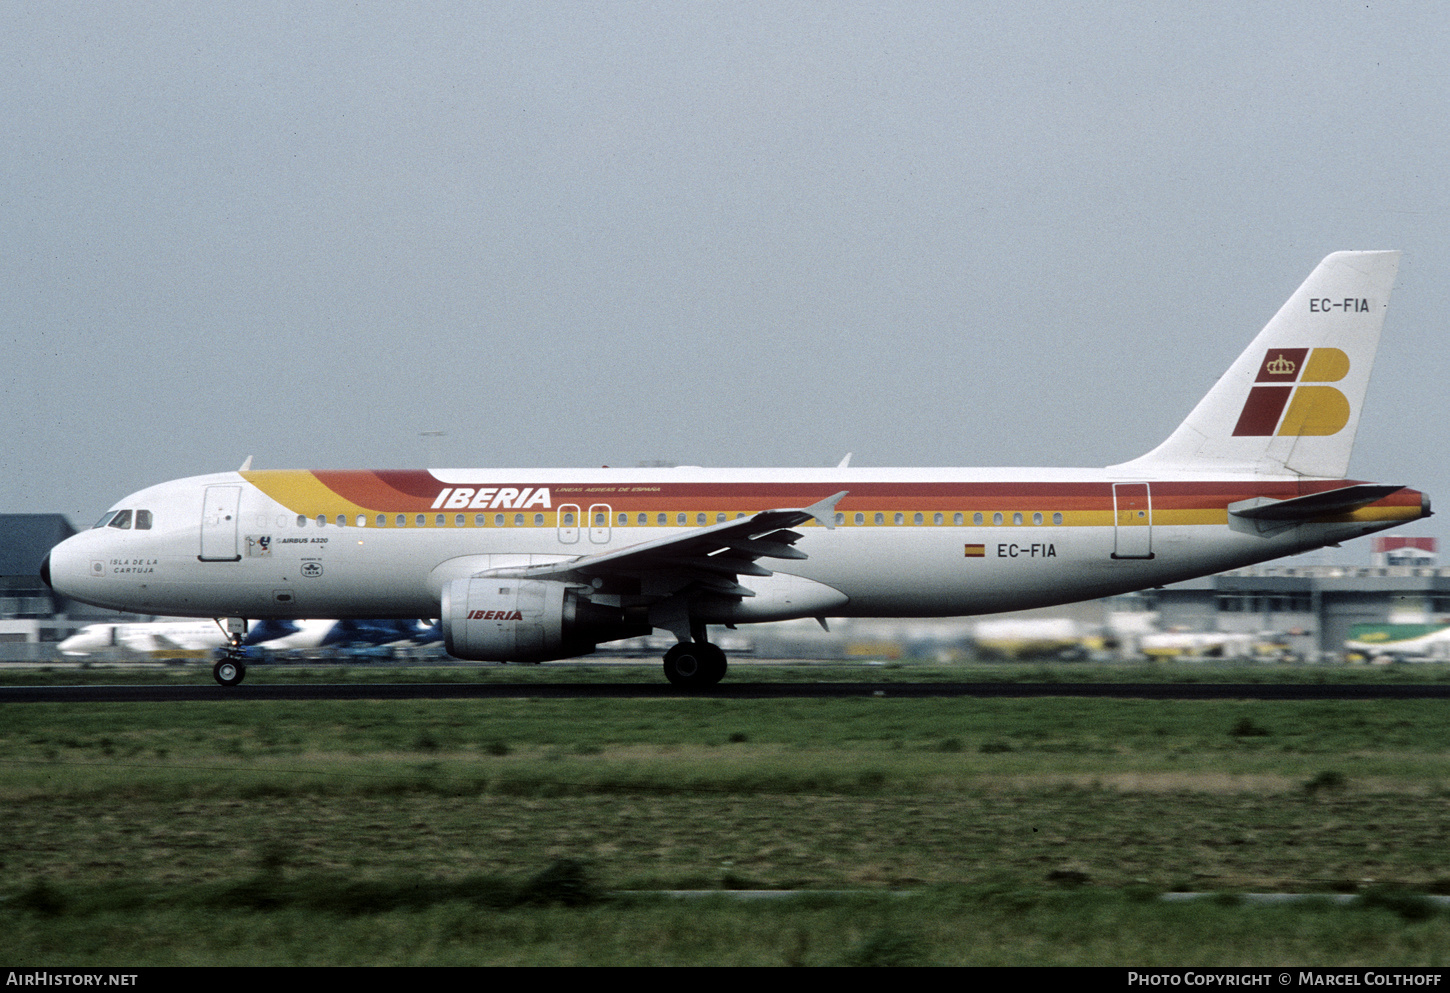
[4,1,1447,558]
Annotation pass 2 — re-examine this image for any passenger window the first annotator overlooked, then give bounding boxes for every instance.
[396,515,407,527]
[835,513,845,526]
[298,515,308,528]
[475,514,486,526]
[1053,512,1063,525]
[337,515,347,527]
[108,510,133,530]
[563,512,575,526]
[874,512,885,525]
[1012,512,1023,526]
[435,514,445,526]
[717,513,727,523]
[316,515,327,527]
[954,512,964,525]
[933,512,943,525]
[677,513,687,525]
[696,513,706,525]
[358,515,368,527]
[894,513,904,525]
[135,510,153,530]
[638,513,647,525]
[618,513,628,526]
[455,514,465,526]
[534,514,544,526]
[416,515,426,527]
[494,514,504,526]
[657,513,667,525]
[855,512,865,525]
[992,513,1003,525]
[913,513,924,525]
[594,512,606,526]
[1033,512,1043,525]
[513,513,524,526]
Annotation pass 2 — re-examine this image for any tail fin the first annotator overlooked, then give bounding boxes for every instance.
[1119,250,1401,477]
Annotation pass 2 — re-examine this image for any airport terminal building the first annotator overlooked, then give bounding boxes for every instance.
[1148,559,1450,660]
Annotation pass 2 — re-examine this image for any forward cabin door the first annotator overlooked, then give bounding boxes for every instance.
[1112,483,1154,559]
[199,485,242,562]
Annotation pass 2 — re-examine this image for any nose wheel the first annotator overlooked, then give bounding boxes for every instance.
[662,641,727,688]
[212,656,246,687]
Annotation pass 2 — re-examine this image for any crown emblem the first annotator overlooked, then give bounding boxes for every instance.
[1266,354,1296,376]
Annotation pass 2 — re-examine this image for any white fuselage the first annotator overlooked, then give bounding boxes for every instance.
[45,465,1426,629]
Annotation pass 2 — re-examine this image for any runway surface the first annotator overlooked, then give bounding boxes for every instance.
[6,681,1450,703]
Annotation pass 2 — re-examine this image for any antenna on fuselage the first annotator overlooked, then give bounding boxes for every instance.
[238,456,253,472]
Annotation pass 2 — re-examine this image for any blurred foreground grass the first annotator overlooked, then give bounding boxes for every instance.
[5,692,1450,964]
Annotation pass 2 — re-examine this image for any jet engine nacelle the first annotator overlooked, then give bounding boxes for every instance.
[440,578,648,662]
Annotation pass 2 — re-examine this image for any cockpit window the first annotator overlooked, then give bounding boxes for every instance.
[135,510,153,530]
[92,511,119,529]
[107,510,133,530]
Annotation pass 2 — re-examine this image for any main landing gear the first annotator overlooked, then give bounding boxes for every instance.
[662,641,727,688]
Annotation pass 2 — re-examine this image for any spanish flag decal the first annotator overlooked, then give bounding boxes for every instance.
[964,544,986,558]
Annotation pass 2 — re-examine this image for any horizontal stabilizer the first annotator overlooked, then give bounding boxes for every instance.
[1227,483,1409,537]
[1229,483,1405,522]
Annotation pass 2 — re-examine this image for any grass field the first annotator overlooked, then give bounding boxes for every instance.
[5,663,1450,964]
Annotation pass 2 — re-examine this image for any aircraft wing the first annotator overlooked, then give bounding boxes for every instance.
[480,491,847,599]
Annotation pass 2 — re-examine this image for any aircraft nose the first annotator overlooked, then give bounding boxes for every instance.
[39,553,52,590]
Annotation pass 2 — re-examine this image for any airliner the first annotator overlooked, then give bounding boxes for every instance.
[42,251,1430,687]
[1344,623,1450,663]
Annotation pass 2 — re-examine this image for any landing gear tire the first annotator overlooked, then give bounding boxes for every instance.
[213,658,246,687]
[663,642,727,688]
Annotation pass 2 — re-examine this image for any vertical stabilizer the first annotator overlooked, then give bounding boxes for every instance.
[1118,251,1400,477]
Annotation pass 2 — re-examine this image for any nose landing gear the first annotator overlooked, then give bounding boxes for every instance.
[212,617,249,686]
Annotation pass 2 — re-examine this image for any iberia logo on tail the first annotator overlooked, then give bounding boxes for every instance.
[1232,348,1352,437]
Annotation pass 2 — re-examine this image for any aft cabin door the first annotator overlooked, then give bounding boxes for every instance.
[199,485,242,562]
[1112,483,1154,560]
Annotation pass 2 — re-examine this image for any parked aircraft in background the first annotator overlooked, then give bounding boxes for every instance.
[1138,630,1274,660]
[59,619,230,656]
[59,617,436,657]
[42,252,1430,686]
[970,618,1096,660]
[244,618,437,654]
[1344,623,1450,662]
